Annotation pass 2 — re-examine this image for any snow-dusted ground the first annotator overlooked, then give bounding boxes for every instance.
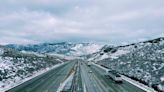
[110,49,130,59]
[0,56,58,90]
[88,37,164,91]
[48,53,78,60]
[6,42,103,57]
[0,46,63,91]
[0,63,65,92]
[121,75,157,92]
[0,48,4,55]
[70,43,103,56]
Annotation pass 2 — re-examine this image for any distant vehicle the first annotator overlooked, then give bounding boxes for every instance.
[88,70,92,73]
[105,70,122,83]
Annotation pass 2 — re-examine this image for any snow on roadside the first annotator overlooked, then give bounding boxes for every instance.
[57,71,75,92]
[122,75,157,92]
[0,62,65,92]
[92,63,157,92]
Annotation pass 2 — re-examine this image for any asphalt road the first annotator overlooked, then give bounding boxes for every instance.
[7,60,146,92]
[80,63,108,92]
[7,61,76,92]
[80,62,145,92]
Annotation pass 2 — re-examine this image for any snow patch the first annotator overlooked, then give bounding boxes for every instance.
[71,44,103,56]
[110,49,129,59]
[161,75,164,81]
[0,63,65,92]
[96,53,109,61]
[57,71,75,92]
[0,48,4,55]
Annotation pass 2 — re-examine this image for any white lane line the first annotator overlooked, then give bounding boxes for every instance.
[122,75,157,92]
[83,84,87,92]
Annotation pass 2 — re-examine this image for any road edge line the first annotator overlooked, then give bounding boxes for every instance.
[92,62,157,92]
[1,62,66,92]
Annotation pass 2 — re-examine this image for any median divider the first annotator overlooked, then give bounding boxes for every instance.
[57,62,77,92]
[56,71,75,92]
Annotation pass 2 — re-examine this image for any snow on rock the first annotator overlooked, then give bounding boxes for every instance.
[6,42,103,57]
[161,75,164,81]
[0,48,4,55]
[70,43,103,56]
[98,53,109,61]
[110,49,130,59]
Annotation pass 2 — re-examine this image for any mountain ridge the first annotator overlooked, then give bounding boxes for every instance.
[5,42,103,57]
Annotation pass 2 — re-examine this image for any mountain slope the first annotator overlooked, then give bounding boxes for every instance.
[87,37,164,91]
[0,46,63,90]
[6,42,102,56]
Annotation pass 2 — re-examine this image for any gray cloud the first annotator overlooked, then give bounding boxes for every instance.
[0,0,164,45]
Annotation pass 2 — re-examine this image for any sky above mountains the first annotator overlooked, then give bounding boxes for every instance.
[0,0,164,45]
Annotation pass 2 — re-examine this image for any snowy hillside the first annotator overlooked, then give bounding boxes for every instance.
[70,43,102,56]
[0,46,63,90]
[87,37,164,91]
[6,42,102,56]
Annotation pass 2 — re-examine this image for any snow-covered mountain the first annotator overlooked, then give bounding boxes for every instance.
[0,46,64,90]
[6,42,103,57]
[2,38,164,91]
[87,37,164,91]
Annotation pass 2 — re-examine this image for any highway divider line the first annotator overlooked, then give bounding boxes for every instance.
[83,84,87,92]
[91,62,157,92]
[1,62,66,92]
[80,64,88,92]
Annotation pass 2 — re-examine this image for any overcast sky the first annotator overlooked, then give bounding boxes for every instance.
[0,0,164,45]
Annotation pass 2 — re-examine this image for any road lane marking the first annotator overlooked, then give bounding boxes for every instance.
[83,84,87,92]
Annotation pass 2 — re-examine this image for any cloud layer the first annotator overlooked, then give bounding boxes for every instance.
[0,0,164,45]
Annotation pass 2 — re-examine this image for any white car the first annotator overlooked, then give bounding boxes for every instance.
[105,70,123,83]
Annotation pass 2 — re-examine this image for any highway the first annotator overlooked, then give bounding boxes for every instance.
[80,63,108,92]
[7,61,76,92]
[7,60,146,92]
[80,62,145,92]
